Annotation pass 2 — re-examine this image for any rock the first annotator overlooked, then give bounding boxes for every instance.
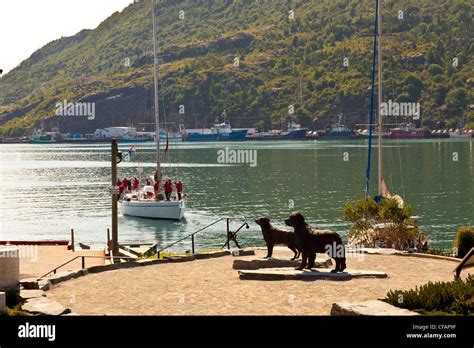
[238,268,387,281]
[22,297,71,316]
[87,264,119,274]
[194,253,210,260]
[38,280,51,291]
[19,290,45,300]
[20,278,40,290]
[49,271,78,285]
[331,300,418,316]
[207,250,231,258]
[117,262,141,269]
[233,258,332,270]
[166,255,196,263]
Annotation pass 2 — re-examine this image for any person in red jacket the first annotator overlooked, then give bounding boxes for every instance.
[117,179,125,200]
[164,178,173,201]
[175,179,183,200]
[132,177,139,191]
[145,178,151,186]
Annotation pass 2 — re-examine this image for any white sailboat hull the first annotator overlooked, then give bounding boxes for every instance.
[119,199,186,220]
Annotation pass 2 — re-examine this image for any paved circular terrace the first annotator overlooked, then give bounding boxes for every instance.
[46,248,463,315]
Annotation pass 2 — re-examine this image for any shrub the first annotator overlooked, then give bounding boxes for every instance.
[452,226,474,259]
[385,275,474,315]
[343,198,424,250]
[2,305,28,316]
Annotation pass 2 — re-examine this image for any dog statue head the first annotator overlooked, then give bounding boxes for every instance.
[255,217,271,228]
[284,211,306,227]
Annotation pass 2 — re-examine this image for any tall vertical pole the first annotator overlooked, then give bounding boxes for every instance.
[151,0,161,181]
[377,0,383,196]
[111,138,118,255]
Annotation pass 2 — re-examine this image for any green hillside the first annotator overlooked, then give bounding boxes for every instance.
[0,0,473,136]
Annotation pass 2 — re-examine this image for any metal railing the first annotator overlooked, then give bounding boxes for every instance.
[40,217,249,278]
[144,217,249,258]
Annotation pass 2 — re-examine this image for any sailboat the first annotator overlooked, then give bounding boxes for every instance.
[368,0,397,203]
[347,0,414,248]
[119,0,186,220]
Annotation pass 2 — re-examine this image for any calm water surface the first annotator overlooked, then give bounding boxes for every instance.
[0,139,472,251]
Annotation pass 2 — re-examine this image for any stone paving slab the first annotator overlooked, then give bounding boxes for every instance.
[19,289,45,300]
[331,300,418,316]
[238,268,387,281]
[22,297,71,316]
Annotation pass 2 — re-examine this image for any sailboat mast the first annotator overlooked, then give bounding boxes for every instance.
[151,0,161,180]
[377,0,383,196]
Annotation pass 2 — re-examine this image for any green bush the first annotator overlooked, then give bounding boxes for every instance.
[385,275,474,315]
[452,226,474,259]
[343,198,424,250]
[2,305,28,316]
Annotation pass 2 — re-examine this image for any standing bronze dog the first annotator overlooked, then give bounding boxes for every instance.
[284,212,346,273]
[255,217,300,260]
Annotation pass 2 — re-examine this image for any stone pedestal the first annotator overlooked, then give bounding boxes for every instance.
[0,247,20,291]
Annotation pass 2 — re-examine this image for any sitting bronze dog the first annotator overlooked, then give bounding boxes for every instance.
[255,217,300,260]
[284,212,346,273]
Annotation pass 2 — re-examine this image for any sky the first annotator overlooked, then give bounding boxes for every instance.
[1,0,133,74]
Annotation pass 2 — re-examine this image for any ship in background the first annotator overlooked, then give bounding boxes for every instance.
[181,110,249,142]
[316,114,358,140]
[247,120,307,140]
[388,123,432,139]
[30,129,58,143]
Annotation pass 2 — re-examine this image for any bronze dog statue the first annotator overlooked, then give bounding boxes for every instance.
[255,217,300,260]
[284,212,346,273]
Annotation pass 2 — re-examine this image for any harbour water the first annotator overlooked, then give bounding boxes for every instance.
[0,139,472,251]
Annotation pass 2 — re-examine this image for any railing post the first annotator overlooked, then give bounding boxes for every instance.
[226,218,230,250]
[82,256,85,269]
[70,229,75,252]
[111,138,119,255]
[107,228,110,245]
[191,234,195,254]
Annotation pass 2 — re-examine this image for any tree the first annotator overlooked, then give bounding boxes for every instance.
[445,88,468,116]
